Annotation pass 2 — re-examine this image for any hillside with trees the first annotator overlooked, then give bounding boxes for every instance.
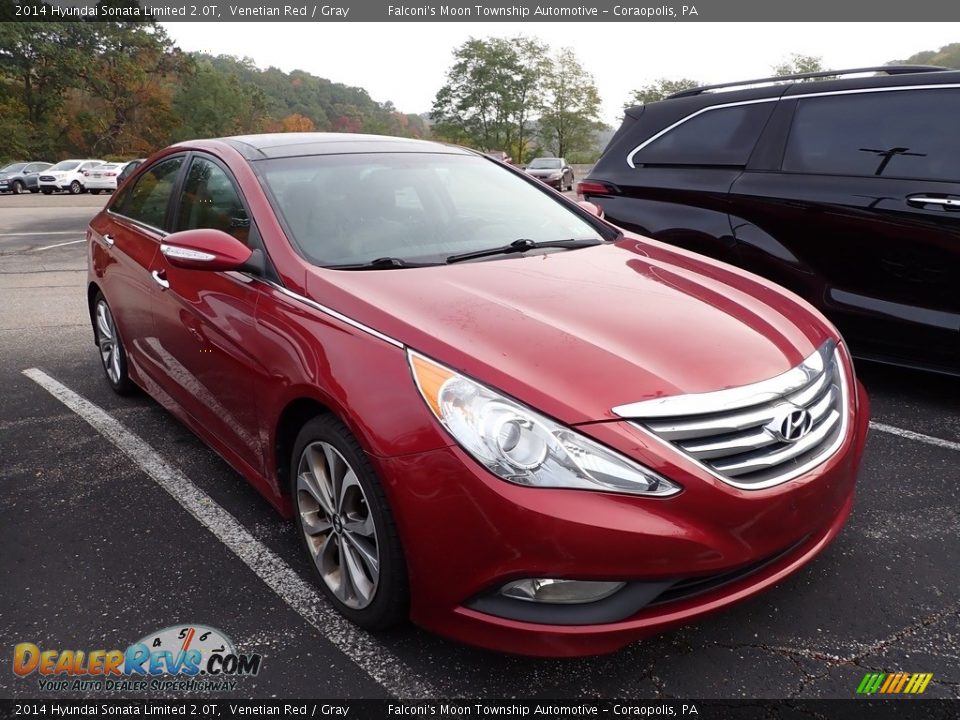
[0,18,428,162]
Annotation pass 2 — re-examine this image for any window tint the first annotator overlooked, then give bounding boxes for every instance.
[633,103,773,166]
[783,90,960,181]
[175,157,250,245]
[117,156,184,230]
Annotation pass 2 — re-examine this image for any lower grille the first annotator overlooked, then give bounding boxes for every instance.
[613,341,848,489]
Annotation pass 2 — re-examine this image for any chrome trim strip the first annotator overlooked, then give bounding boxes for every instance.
[625,83,960,169]
[105,209,168,238]
[262,280,404,349]
[623,348,850,491]
[612,341,834,419]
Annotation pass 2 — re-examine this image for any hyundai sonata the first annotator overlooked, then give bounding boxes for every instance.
[86,133,870,656]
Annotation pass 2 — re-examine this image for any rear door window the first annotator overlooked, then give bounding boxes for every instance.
[782,89,960,181]
[114,156,185,231]
[631,102,775,166]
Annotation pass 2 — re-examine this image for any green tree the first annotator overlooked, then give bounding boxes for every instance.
[171,56,267,140]
[0,19,91,157]
[431,35,548,159]
[537,48,603,160]
[625,78,700,107]
[899,43,960,69]
[772,54,826,78]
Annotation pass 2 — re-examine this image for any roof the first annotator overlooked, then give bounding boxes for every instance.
[217,132,469,160]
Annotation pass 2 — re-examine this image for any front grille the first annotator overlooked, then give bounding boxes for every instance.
[613,340,848,489]
[39,176,55,181]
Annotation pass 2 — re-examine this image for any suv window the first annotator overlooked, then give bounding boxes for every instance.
[782,89,960,182]
[116,156,184,230]
[632,103,774,166]
[175,157,250,245]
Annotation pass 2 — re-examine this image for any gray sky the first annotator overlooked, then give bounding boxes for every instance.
[163,22,960,124]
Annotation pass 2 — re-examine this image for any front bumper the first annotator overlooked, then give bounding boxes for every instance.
[375,380,870,657]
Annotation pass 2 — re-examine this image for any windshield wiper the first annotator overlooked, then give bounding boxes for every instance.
[329,257,437,271]
[445,238,602,264]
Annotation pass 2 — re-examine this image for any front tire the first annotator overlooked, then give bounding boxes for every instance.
[291,414,408,630]
[69,180,82,194]
[93,293,134,395]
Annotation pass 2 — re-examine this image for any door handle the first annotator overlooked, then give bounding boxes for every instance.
[102,233,115,246]
[906,196,960,209]
[151,270,170,290]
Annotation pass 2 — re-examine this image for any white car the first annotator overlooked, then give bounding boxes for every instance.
[82,162,129,194]
[38,160,105,194]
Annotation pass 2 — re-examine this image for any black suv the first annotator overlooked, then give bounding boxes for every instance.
[583,66,960,376]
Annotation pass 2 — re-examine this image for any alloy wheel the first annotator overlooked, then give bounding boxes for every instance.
[70,181,82,194]
[95,299,122,385]
[12,181,24,195]
[296,441,380,609]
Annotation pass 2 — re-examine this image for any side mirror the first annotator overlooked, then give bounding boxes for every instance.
[160,229,253,272]
[577,200,605,220]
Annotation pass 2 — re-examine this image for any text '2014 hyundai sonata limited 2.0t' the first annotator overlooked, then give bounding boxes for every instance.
[86,133,870,657]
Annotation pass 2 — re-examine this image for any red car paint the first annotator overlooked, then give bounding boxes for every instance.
[87,135,870,657]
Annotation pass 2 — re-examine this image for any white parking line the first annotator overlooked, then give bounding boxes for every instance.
[22,368,438,699]
[870,421,960,452]
[31,239,85,251]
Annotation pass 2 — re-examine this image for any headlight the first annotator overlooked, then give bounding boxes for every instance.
[408,351,681,497]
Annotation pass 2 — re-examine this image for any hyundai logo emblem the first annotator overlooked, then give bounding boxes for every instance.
[767,406,814,443]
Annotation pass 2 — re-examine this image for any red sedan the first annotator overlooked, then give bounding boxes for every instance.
[86,133,870,657]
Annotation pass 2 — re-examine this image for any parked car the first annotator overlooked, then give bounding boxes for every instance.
[87,133,869,657]
[38,159,105,194]
[82,162,129,194]
[116,158,145,186]
[583,65,960,376]
[0,161,52,194]
[525,157,574,191]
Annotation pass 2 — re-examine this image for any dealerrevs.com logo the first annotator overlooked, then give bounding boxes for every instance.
[13,624,262,693]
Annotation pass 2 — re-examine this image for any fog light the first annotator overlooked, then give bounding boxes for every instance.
[500,578,626,604]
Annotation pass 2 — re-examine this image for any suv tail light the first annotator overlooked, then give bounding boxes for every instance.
[576,181,616,199]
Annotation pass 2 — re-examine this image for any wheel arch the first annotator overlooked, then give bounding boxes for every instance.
[87,281,102,346]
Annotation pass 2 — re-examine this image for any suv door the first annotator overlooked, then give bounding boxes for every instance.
[730,88,960,371]
[89,155,186,382]
[596,101,776,264]
[149,153,265,472]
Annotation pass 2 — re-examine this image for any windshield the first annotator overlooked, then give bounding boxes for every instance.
[255,153,605,267]
[50,161,81,171]
[1,163,27,173]
[528,158,561,169]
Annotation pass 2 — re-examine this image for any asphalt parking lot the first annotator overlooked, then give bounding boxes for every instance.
[1,193,958,701]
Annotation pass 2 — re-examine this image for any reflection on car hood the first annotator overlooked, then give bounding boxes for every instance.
[306,237,833,424]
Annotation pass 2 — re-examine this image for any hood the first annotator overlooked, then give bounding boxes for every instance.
[305,238,834,425]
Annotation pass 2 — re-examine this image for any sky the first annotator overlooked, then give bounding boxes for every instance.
[163,22,960,125]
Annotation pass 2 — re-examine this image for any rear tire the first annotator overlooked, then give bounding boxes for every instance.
[90,189,101,195]
[12,180,25,195]
[93,292,134,395]
[291,414,408,630]
[41,188,53,195]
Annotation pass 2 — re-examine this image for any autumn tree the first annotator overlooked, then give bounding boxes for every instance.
[537,48,603,159]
